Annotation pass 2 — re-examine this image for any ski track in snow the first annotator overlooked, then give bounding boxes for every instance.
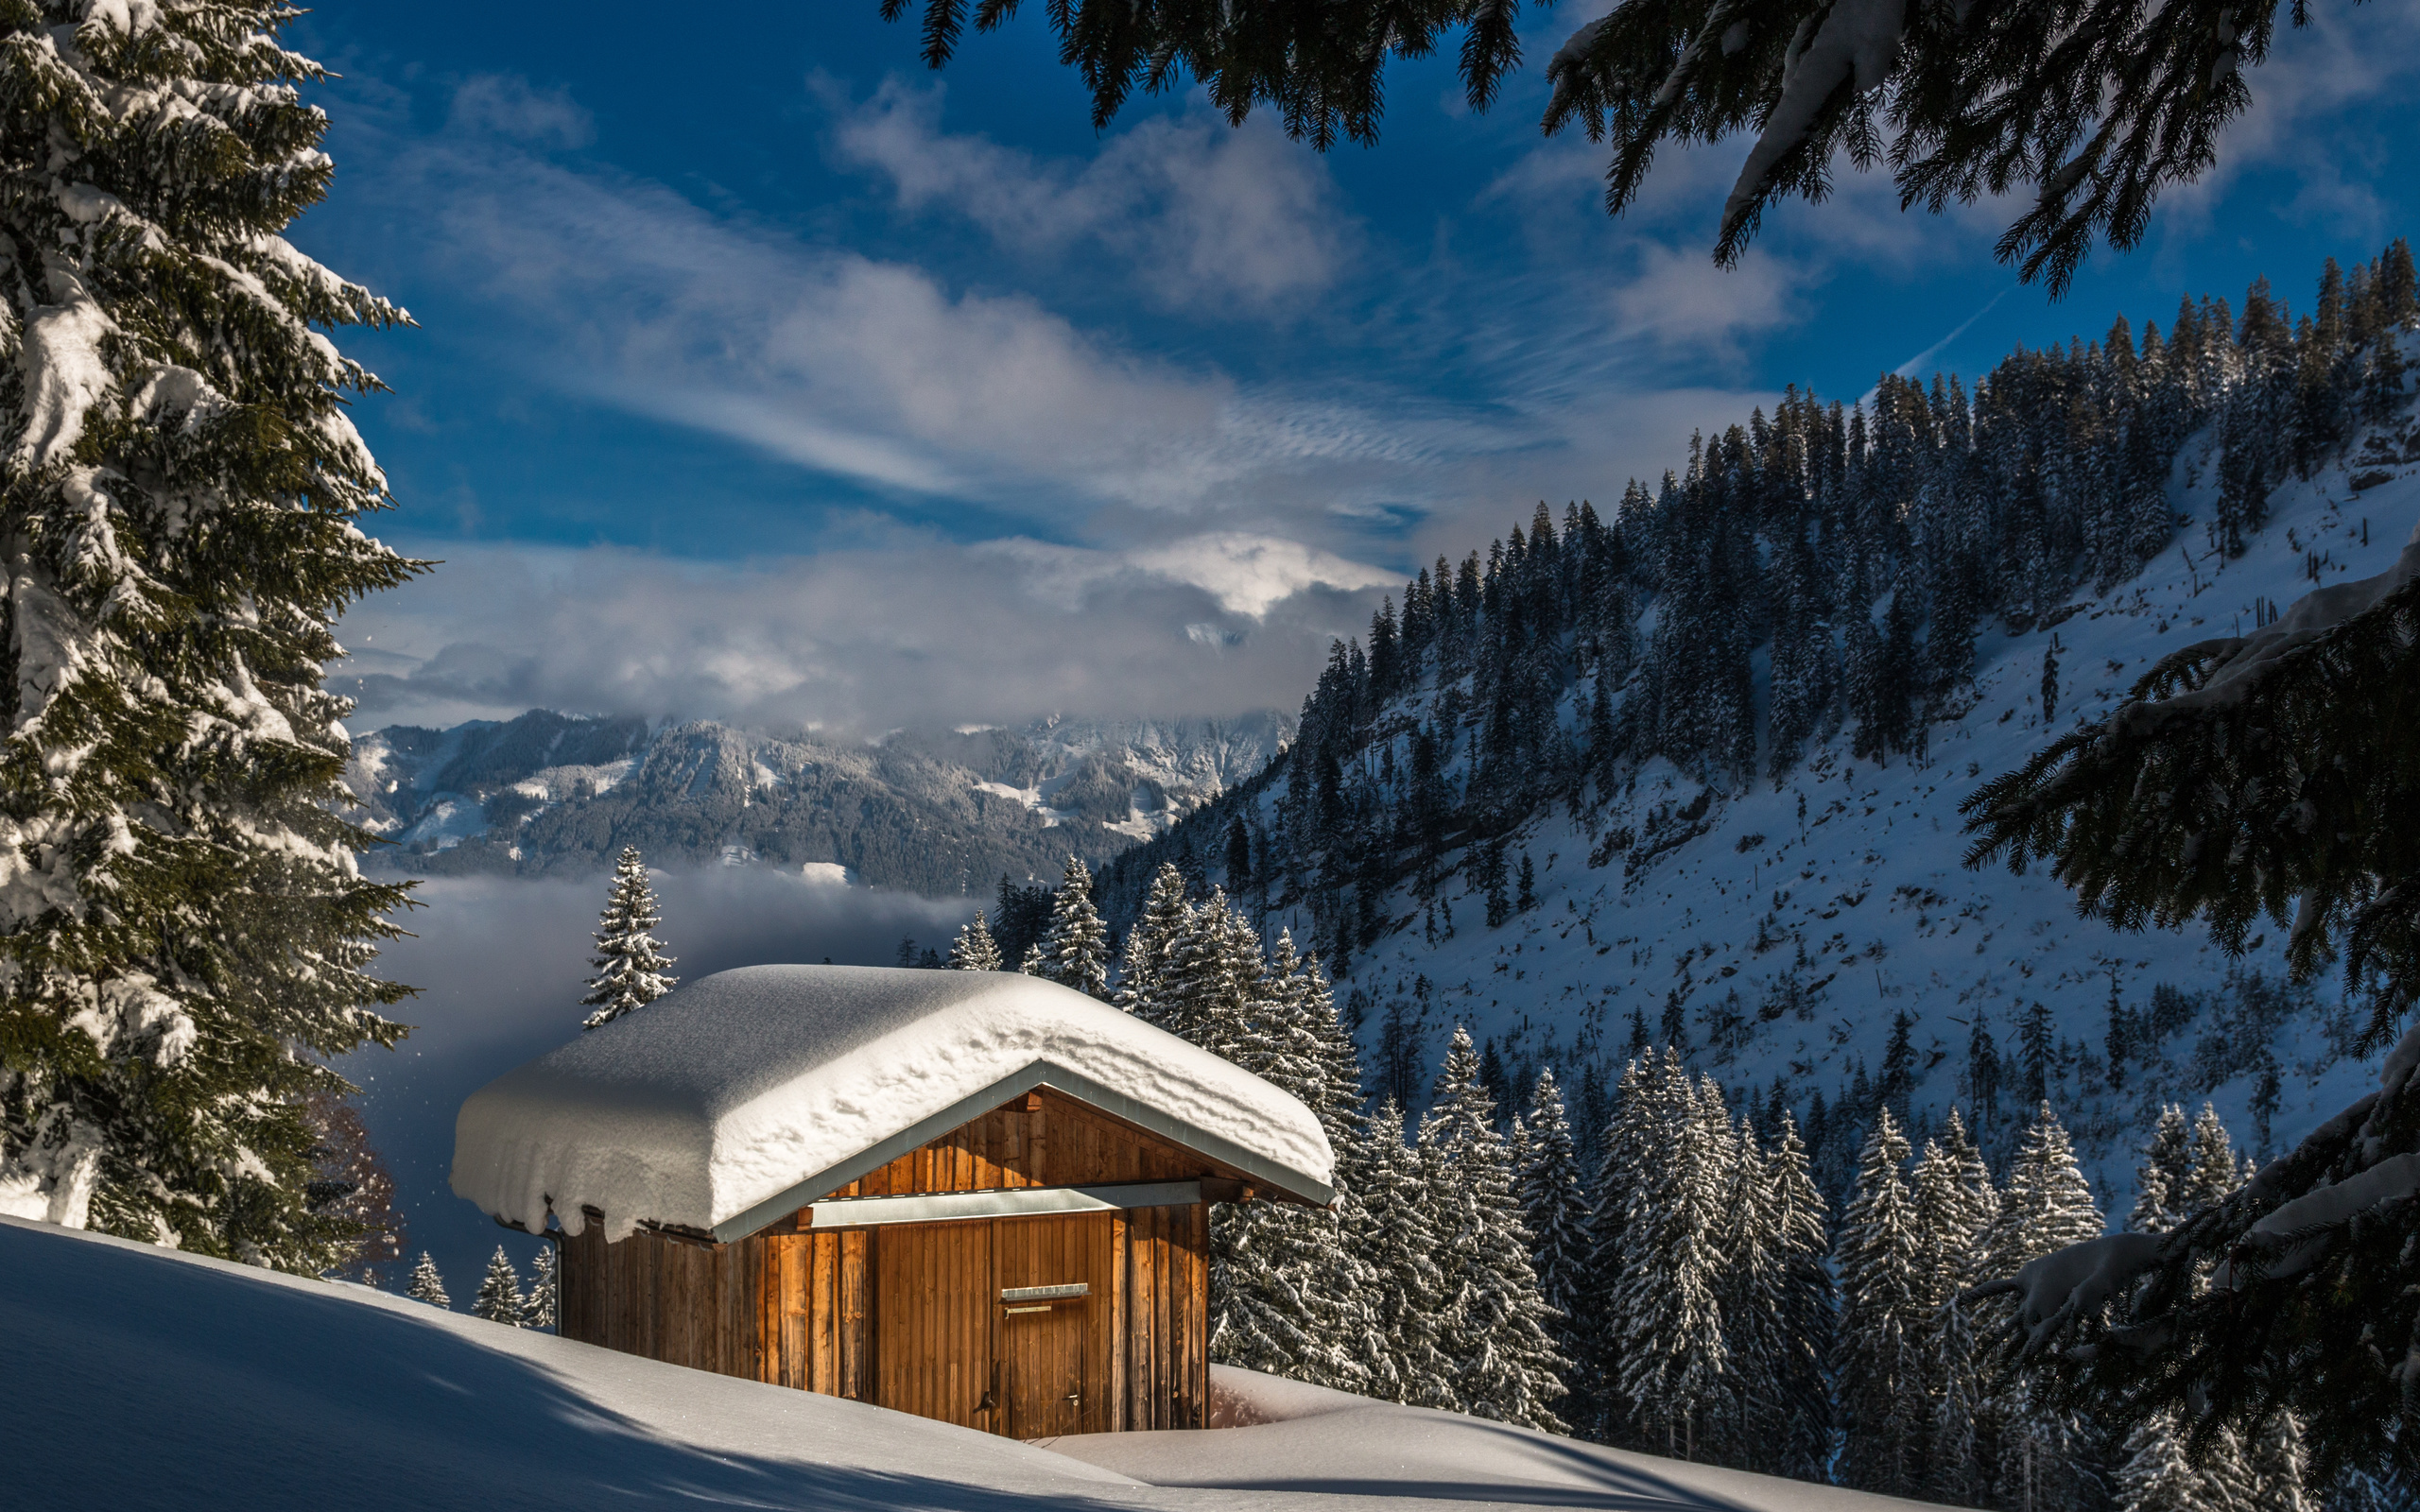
[1268,430,2417,1220]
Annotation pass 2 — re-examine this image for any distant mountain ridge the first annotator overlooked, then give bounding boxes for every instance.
[343,710,1290,894]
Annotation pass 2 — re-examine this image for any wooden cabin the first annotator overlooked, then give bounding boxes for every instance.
[450,965,1334,1439]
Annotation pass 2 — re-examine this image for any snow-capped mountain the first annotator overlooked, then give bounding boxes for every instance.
[1101,256,2418,1218]
[343,710,1289,895]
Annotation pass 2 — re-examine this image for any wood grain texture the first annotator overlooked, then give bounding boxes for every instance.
[556,1091,1221,1434]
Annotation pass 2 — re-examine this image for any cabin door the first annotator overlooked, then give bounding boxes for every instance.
[872,1220,995,1429]
[994,1213,1107,1439]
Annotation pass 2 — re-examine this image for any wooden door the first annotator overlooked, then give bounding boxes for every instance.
[873,1220,994,1429]
[994,1213,1110,1438]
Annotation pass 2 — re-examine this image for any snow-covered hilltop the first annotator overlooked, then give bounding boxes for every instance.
[0,1214,1949,1512]
[342,710,1290,894]
[1103,251,2419,1216]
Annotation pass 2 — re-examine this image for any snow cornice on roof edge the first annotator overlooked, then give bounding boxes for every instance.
[448,965,1335,1245]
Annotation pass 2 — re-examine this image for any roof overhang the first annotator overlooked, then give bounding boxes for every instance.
[711,1060,1335,1244]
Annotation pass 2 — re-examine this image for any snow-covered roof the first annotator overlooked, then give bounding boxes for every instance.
[450,965,1335,1243]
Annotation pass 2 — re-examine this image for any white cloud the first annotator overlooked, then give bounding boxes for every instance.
[829,78,1353,312]
[381,87,1487,523]
[1127,532,1398,618]
[336,531,1396,734]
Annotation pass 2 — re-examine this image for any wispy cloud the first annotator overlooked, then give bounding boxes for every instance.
[827,77,1356,314]
[337,531,1396,733]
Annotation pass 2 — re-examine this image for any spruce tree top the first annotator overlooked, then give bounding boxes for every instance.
[581,847,676,1029]
[1038,853,1109,1000]
[0,0,418,1263]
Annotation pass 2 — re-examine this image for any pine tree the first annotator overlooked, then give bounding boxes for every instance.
[1835,1109,1927,1497]
[1515,1068,1592,1374]
[2130,1104,2192,1234]
[1036,854,1110,999]
[1764,1113,1837,1483]
[1978,1104,2106,1511]
[406,1251,451,1309]
[2115,1410,2214,1512]
[1207,909,1370,1393]
[2244,1411,2313,1512]
[1114,863,1192,1018]
[1357,1098,1452,1407]
[1961,346,2420,1469]
[0,0,417,1264]
[1609,1054,1731,1458]
[946,910,1002,971]
[524,1244,559,1331]
[1150,888,1255,1060]
[473,1246,525,1325]
[1017,941,1046,975]
[1421,1028,1569,1432]
[1919,1110,1997,1507]
[2175,1102,2239,1214]
[580,847,677,1030]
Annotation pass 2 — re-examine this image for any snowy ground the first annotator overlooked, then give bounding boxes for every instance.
[0,1215,1946,1511]
[1300,416,2420,1211]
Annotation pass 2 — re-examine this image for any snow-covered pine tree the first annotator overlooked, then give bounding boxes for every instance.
[1036,854,1109,999]
[472,1246,525,1325]
[1356,1098,1451,1407]
[1281,934,1392,1390]
[406,1251,450,1309]
[1577,1054,1654,1445]
[1918,1111,1997,1507]
[579,847,676,1030]
[1609,1054,1731,1458]
[1765,1113,1836,1485]
[1207,909,1369,1393]
[1149,887,1254,1061]
[946,910,1001,971]
[1113,862,1190,1019]
[1515,1068,1592,1376]
[0,0,418,1264]
[1702,1111,1778,1472]
[1978,1103,2106,1511]
[1420,1027,1568,1432]
[2244,1411,2313,1512]
[1835,1109,1927,1498]
[2114,1411,2215,1512]
[524,1244,559,1331]
[2129,1103,2192,1234]
[2174,1102,2239,1215]
[1017,941,1045,975]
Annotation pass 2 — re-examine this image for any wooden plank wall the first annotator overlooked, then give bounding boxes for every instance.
[561,1218,871,1397]
[1118,1201,1208,1430]
[845,1087,1215,1196]
[562,1089,1217,1433]
[759,1230,871,1397]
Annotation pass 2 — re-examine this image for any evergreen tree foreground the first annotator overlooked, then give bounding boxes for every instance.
[0,0,420,1271]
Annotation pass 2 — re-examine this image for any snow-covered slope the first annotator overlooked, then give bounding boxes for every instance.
[343,711,1288,893]
[1252,413,2417,1216]
[0,1215,1944,1511]
[1062,1365,1947,1511]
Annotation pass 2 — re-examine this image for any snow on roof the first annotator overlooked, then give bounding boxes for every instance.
[450,965,1335,1243]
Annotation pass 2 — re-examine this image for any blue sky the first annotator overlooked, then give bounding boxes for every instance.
[294,1,2420,735]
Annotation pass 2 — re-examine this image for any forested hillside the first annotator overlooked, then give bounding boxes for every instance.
[1100,242,2418,1199]
[1064,242,2420,1510]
